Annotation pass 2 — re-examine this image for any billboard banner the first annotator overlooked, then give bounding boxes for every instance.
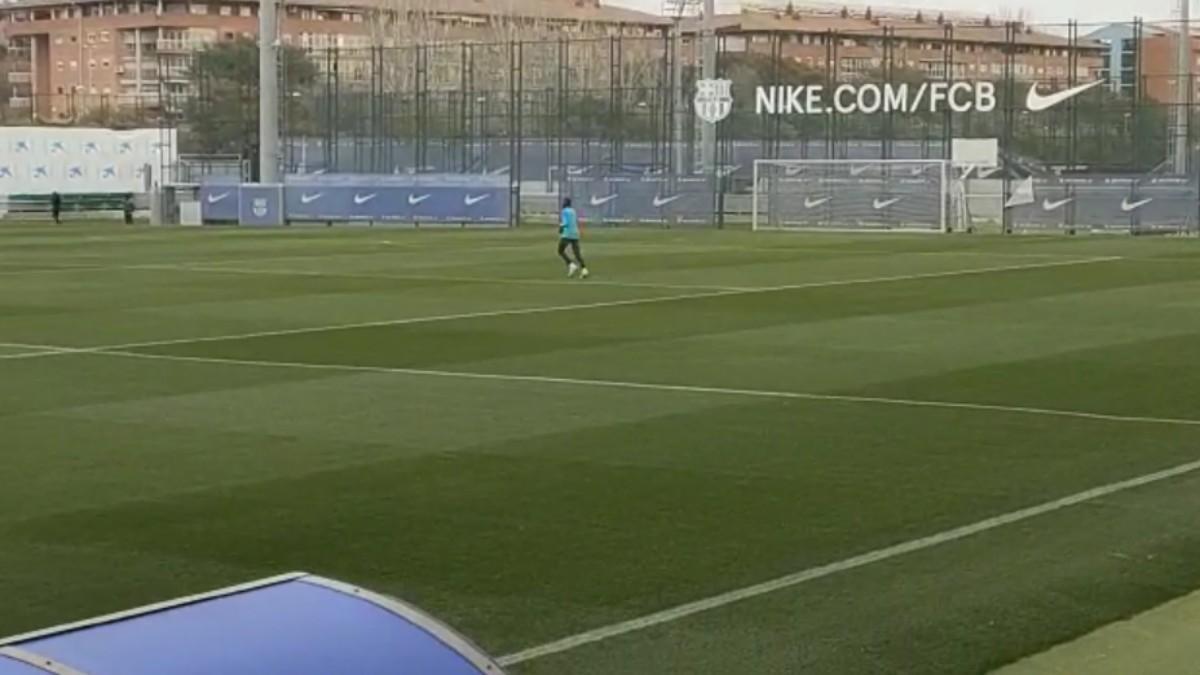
[1006,175,1199,231]
[238,185,285,227]
[0,127,173,195]
[564,174,715,226]
[201,173,510,225]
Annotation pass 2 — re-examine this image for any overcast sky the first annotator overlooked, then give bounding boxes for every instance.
[607,0,1186,27]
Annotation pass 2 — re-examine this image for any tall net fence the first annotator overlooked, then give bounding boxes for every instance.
[5,16,1200,231]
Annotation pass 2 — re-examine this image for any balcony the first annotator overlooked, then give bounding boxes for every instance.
[7,71,32,85]
[156,39,198,52]
[8,96,33,108]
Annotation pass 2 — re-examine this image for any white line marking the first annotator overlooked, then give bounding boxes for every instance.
[498,457,1200,665]
[12,343,1199,662]
[0,256,1122,360]
[86,349,1200,430]
[0,263,113,276]
[0,342,80,359]
[132,263,750,293]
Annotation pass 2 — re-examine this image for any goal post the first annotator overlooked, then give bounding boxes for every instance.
[752,159,964,233]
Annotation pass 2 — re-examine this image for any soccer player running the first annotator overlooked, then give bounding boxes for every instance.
[557,198,589,279]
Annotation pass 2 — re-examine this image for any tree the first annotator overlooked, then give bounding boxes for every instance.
[180,39,317,155]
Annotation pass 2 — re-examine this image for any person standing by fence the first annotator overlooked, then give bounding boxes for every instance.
[50,192,62,225]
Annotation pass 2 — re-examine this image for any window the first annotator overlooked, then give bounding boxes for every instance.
[70,60,78,69]
[101,31,110,42]
[102,59,111,68]
[239,5,251,16]
[220,5,231,15]
[56,86,64,94]
[56,60,64,71]
[89,59,97,69]
[102,87,111,94]
[190,3,207,14]
[840,57,872,73]
[55,36,63,45]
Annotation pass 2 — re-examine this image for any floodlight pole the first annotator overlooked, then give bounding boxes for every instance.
[1175,0,1192,175]
[259,0,280,184]
[701,0,716,175]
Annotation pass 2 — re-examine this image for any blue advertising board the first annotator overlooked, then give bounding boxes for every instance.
[201,174,511,226]
[197,175,240,222]
[238,184,285,227]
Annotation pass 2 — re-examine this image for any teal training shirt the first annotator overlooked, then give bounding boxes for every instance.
[560,207,580,240]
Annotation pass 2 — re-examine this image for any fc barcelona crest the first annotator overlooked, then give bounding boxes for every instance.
[695,78,733,124]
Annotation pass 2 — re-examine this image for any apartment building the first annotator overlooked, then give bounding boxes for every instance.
[1089,22,1200,103]
[690,8,1105,83]
[0,0,667,122]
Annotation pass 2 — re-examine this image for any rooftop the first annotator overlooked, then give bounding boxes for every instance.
[0,0,670,25]
[685,9,1104,48]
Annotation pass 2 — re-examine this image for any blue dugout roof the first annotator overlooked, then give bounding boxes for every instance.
[0,573,505,675]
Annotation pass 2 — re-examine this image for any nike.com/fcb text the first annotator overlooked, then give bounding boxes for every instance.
[751,80,1105,116]
[755,82,997,115]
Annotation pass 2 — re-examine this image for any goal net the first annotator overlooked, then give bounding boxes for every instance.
[752,159,964,233]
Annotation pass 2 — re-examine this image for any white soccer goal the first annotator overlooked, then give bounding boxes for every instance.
[752,159,966,233]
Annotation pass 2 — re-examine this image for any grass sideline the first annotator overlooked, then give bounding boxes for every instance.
[3,223,1200,673]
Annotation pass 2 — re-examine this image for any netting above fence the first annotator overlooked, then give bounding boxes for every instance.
[8,17,1192,230]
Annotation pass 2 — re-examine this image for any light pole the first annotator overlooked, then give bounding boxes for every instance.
[701,0,715,175]
[259,0,280,183]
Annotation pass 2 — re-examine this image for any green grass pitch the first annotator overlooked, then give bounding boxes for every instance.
[3,223,1200,673]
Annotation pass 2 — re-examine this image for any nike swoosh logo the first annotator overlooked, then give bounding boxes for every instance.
[206,192,231,204]
[464,194,490,206]
[300,193,323,204]
[873,197,901,210]
[804,196,831,209]
[408,194,432,206]
[1042,197,1073,211]
[354,193,377,205]
[785,165,805,176]
[1121,197,1153,212]
[653,195,682,207]
[850,165,871,177]
[1026,80,1104,112]
[590,194,618,207]
[911,166,929,176]
[978,167,1003,179]
[566,167,590,176]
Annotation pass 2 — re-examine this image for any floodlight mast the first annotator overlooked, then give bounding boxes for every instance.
[665,0,702,176]
[701,0,716,176]
[1174,0,1191,174]
[259,0,280,184]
